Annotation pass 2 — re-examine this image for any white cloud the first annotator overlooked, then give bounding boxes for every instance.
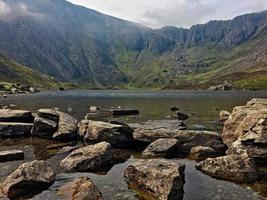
[68,0,267,28]
[0,0,44,21]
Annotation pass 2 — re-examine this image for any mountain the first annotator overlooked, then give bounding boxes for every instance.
[0,53,59,89]
[0,0,266,90]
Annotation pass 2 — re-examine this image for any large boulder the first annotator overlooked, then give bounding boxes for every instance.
[0,122,33,138]
[142,138,179,158]
[190,146,218,161]
[56,177,103,200]
[0,150,24,162]
[60,142,112,172]
[222,98,267,162]
[1,160,55,199]
[0,109,34,123]
[124,159,185,200]
[196,153,258,183]
[79,120,134,148]
[32,109,78,141]
[52,111,78,141]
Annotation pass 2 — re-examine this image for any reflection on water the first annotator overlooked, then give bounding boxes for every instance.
[0,90,267,199]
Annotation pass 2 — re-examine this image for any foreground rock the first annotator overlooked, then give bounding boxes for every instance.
[32,109,78,141]
[124,159,185,200]
[142,138,179,158]
[0,150,24,162]
[0,109,34,123]
[222,98,267,162]
[0,122,33,138]
[190,146,218,161]
[60,142,112,172]
[196,153,258,183]
[2,160,55,199]
[56,177,103,200]
[79,120,134,148]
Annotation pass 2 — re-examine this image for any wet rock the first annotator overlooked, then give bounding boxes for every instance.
[79,120,134,148]
[192,124,207,130]
[32,109,78,141]
[170,107,179,111]
[0,109,34,123]
[142,138,179,158]
[60,142,112,172]
[190,146,218,161]
[196,153,258,183]
[52,112,78,141]
[56,177,103,200]
[176,112,189,121]
[1,160,55,199]
[173,130,226,154]
[97,108,139,116]
[0,150,24,162]
[222,98,267,162]
[124,159,185,200]
[0,122,33,138]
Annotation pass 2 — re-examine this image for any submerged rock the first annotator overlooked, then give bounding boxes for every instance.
[60,142,112,172]
[0,122,33,138]
[222,98,267,162]
[124,159,185,200]
[79,120,134,148]
[0,150,24,162]
[0,109,34,123]
[176,112,189,121]
[56,177,103,200]
[190,146,218,161]
[142,138,179,158]
[2,160,55,199]
[196,153,258,183]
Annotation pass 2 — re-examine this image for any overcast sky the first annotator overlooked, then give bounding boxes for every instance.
[67,0,267,28]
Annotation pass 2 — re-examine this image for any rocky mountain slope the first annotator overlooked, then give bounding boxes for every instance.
[0,0,266,89]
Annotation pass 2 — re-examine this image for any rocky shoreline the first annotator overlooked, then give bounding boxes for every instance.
[0,98,266,199]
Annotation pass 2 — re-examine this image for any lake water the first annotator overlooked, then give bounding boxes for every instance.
[0,90,267,200]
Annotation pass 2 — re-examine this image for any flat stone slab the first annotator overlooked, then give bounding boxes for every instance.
[92,109,139,116]
[0,109,34,123]
[0,122,33,138]
[0,150,24,162]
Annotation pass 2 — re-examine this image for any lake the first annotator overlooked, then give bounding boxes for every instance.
[0,90,267,200]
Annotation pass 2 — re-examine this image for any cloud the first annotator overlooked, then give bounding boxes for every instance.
[0,0,44,21]
[68,0,267,28]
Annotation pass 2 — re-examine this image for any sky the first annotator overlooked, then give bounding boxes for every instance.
[67,0,267,28]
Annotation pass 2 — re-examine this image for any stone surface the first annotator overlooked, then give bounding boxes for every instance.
[219,110,230,121]
[196,153,258,183]
[176,112,189,121]
[56,177,103,200]
[0,150,24,162]
[0,109,34,123]
[60,142,112,172]
[222,98,267,162]
[190,146,218,161]
[97,109,139,116]
[124,159,185,200]
[53,111,78,141]
[142,138,179,158]
[79,120,134,148]
[0,122,33,138]
[2,160,55,199]
[32,109,78,141]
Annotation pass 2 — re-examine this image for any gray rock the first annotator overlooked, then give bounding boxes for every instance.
[196,153,258,183]
[142,138,179,158]
[0,122,33,138]
[79,120,134,148]
[31,116,58,138]
[52,111,78,141]
[124,159,185,200]
[0,109,34,123]
[0,150,24,162]
[190,146,218,161]
[1,160,55,199]
[176,112,189,121]
[60,142,112,172]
